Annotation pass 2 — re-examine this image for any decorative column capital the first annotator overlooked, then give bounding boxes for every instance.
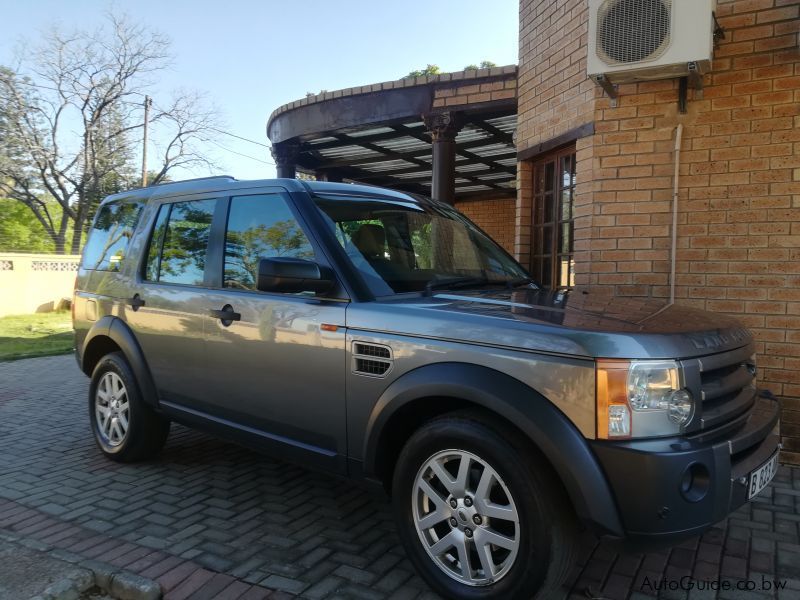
[422,112,463,142]
[270,142,300,167]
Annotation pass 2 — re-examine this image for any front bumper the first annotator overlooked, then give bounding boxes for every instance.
[590,391,780,546]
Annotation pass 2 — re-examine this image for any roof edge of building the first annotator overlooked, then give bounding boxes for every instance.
[267,64,518,129]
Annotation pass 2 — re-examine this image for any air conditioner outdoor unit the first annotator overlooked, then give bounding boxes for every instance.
[588,0,717,84]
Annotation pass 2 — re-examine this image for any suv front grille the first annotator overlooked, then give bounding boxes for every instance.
[683,344,756,433]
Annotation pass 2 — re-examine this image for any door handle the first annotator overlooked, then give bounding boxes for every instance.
[128,294,145,311]
[209,304,241,325]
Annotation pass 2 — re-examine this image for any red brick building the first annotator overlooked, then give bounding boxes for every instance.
[513,0,799,462]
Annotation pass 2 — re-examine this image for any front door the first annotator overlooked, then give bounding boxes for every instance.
[201,191,347,471]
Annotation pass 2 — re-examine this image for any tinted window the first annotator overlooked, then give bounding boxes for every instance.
[143,205,170,282]
[157,199,216,286]
[224,194,315,290]
[81,201,143,271]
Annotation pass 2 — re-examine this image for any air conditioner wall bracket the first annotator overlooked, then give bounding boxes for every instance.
[679,62,704,114]
[592,74,619,107]
[687,61,704,96]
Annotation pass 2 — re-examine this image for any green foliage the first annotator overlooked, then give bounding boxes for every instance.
[405,64,441,78]
[468,60,497,70]
[405,61,498,79]
[0,198,81,252]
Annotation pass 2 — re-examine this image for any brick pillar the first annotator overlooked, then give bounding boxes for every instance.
[515,160,533,267]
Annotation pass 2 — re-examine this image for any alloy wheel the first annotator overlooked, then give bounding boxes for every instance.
[412,449,520,586]
[95,372,130,447]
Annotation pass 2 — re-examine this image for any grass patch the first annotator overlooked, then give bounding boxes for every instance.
[0,311,73,361]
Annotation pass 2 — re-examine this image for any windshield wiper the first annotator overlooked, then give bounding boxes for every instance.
[425,275,539,294]
[507,276,539,289]
[425,276,496,294]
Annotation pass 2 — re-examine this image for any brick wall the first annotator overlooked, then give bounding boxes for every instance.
[517,0,800,463]
[516,0,597,279]
[455,197,517,254]
[517,0,594,148]
[432,75,517,109]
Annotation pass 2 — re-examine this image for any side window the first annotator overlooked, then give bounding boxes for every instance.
[144,204,169,281]
[81,201,144,271]
[145,199,216,286]
[224,194,315,291]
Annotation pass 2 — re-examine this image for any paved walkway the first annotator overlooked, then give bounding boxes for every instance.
[0,355,798,599]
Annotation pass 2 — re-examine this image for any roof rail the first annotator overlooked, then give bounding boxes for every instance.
[153,175,237,187]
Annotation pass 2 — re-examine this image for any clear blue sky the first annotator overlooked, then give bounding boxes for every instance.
[0,0,518,180]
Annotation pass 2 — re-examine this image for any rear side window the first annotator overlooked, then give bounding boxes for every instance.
[224,194,315,290]
[81,201,144,271]
[144,199,217,286]
[144,205,170,282]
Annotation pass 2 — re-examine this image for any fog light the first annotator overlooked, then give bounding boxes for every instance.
[669,389,693,425]
[680,462,710,502]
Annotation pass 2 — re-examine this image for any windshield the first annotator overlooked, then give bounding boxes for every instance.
[313,194,532,295]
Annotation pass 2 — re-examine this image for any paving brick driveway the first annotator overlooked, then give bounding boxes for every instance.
[0,355,798,599]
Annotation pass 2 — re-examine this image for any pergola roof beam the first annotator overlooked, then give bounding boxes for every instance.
[311,136,514,171]
[394,124,515,175]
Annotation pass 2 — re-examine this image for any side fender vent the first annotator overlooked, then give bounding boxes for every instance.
[353,342,393,378]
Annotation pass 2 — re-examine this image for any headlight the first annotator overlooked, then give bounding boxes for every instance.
[597,359,694,440]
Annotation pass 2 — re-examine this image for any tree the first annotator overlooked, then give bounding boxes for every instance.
[405,64,441,78]
[0,13,220,254]
[405,62,497,78]
[464,60,498,70]
[0,197,58,252]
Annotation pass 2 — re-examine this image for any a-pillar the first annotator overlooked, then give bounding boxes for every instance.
[423,112,463,204]
[270,142,300,179]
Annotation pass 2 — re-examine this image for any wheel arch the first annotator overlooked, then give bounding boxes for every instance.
[81,316,159,408]
[362,362,624,537]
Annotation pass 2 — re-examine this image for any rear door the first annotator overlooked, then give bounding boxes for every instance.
[124,194,222,404]
[200,190,348,470]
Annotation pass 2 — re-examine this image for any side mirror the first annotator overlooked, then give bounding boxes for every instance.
[256,257,336,294]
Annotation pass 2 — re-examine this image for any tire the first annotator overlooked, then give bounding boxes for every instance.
[89,352,170,462]
[392,412,577,600]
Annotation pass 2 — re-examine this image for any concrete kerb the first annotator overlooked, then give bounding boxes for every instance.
[1,530,162,600]
[29,567,93,600]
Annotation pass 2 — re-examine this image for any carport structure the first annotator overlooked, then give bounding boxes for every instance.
[266,66,518,205]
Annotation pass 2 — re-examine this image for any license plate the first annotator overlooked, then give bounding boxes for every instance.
[747,450,779,500]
